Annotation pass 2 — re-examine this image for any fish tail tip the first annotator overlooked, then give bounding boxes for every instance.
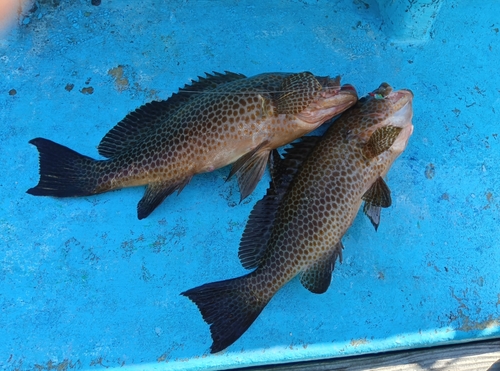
[181,277,268,353]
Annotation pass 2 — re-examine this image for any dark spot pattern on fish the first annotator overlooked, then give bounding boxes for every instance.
[28,71,357,219]
[183,83,414,352]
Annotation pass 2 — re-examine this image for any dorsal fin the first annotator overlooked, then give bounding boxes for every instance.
[277,72,322,115]
[180,71,247,94]
[238,136,321,270]
[97,71,246,158]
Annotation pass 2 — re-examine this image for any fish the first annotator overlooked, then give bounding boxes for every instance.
[27,71,358,219]
[181,83,414,353]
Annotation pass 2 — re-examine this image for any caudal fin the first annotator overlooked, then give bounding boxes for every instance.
[181,275,269,353]
[27,138,102,197]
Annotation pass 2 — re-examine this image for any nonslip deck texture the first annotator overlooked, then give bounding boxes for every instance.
[244,339,500,371]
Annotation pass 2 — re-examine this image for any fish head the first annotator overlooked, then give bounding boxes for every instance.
[294,76,358,126]
[352,83,414,158]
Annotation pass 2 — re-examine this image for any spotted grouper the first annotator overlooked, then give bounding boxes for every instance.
[182,83,414,352]
[27,71,357,219]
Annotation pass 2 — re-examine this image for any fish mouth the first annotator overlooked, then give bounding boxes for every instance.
[298,83,358,124]
[317,83,358,110]
[387,89,414,152]
[389,89,413,125]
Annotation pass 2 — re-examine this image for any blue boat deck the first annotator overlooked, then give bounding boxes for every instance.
[1,1,499,370]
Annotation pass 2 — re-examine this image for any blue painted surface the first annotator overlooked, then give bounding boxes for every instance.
[1,1,499,370]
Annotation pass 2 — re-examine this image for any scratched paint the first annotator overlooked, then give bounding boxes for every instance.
[1,1,499,370]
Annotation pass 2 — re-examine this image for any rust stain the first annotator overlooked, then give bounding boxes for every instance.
[108,65,129,91]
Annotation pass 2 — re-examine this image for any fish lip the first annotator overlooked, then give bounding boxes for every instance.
[340,84,357,93]
[386,88,413,112]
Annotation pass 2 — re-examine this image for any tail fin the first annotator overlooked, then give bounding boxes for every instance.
[181,275,269,353]
[27,138,101,197]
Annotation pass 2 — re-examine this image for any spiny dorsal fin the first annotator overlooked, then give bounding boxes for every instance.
[179,71,247,95]
[277,72,322,115]
[238,137,321,270]
[362,126,402,159]
[270,136,321,189]
[97,71,246,158]
[300,241,344,294]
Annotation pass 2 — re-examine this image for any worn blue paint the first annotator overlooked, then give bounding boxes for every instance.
[1,1,499,370]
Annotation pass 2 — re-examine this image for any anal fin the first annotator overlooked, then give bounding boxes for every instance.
[363,203,381,231]
[137,177,191,219]
[362,177,391,231]
[227,141,271,202]
[300,241,344,294]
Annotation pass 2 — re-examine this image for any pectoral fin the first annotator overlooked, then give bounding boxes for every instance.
[300,242,344,294]
[227,141,270,202]
[137,177,191,219]
[362,126,402,159]
[362,177,391,231]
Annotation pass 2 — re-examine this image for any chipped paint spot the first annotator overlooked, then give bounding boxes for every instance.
[350,337,369,347]
[157,353,167,362]
[80,86,94,94]
[425,163,435,179]
[33,359,81,370]
[89,357,108,367]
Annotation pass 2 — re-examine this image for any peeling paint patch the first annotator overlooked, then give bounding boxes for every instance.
[350,337,369,347]
[33,359,81,370]
[458,311,500,332]
[108,65,129,91]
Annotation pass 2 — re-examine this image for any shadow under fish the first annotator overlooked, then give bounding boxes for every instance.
[27,71,357,219]
[182,83,414,353]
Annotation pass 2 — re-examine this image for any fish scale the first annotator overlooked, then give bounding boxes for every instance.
[28,71,358,219]
[182,83,414,353]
